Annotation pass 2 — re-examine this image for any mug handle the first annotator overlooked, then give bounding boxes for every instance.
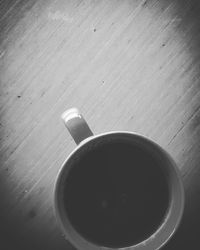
[61,108,93,144]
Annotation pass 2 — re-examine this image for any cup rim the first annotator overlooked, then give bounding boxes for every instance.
[54,131,185,250]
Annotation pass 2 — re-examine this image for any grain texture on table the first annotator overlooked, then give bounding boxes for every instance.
[0,0,200,249]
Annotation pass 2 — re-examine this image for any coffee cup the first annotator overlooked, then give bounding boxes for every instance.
[54,108,184,250]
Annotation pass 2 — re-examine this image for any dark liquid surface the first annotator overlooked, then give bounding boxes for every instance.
[63,139,170,248]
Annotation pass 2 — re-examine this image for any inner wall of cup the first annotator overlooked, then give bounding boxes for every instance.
[56,132,174,247]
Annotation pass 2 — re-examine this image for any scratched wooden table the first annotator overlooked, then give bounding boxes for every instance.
[0,0,200,249]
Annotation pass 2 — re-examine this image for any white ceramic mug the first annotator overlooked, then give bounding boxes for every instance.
[54,108,184,250]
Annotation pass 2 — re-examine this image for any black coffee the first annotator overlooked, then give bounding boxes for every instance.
[63,137,170,248]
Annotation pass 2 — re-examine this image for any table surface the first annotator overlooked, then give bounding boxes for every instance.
[0,0,200,249]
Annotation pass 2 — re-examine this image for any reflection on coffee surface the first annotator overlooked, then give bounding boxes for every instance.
[64,139,170,248]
